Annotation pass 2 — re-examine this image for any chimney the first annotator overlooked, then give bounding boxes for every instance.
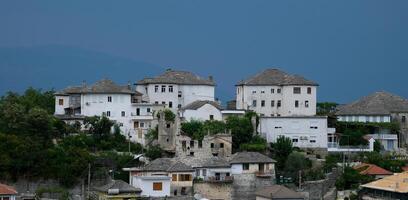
[82,80,86,87]
[127,81,132,90]
[208,75,213,81]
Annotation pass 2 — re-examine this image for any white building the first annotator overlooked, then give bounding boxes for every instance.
[126,158,194,197]
[194,157,233,183]
[259,116,334,149]
[236,68,318,117]
[230,152,276,177]
[179,100,223,121]
[136,69,215,112]
[336,91,408,148]
[0,184,17,200]
[54,79,164,144]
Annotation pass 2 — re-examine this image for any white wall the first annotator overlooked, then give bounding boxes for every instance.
[236,85,316,117]
[181,104,222,121]
[259,117,330,148]
[136,84,215,112]
[55,95,70,115]
[132,176,171,197]
[337,115,391,123]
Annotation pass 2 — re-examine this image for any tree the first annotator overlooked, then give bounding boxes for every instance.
[157,109,175,122]
[145,145,163,160]
[84,116,114,139]
[335,167,372,190]
[317,102,338,116]
[181,120,204,140]
[283,152,312,184]
[270,136,293,170]
[240,135,267,152]
[373,140,383,152]
[226,116,253,151]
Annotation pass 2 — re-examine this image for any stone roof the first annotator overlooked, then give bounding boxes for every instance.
[354,163,393,176]
[230,152,276,164]
[143,158,194,172]
[94,180,141,194]
[362,171,408,193]
[236,68,318,86]
[336,91,408,115]
[137,69,215,86]
[0,183,17,195]
[56,79,140,95]
[255,185,304,199]
[202,157,230,168]
[180,100,223,111]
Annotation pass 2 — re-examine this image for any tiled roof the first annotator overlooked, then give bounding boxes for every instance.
[180,100,223,111]
[137,69,215,86]
[230,152,276,164]
[56,79,140,95]
[255,185,304,199]
[354,163,393,176]
[94,180,141,193]
[143,158,194,172]
[361,171,408,193]
[236,68,318,86]
[202,157,230,168]
[336,91,408,115]
[0,183,17,195]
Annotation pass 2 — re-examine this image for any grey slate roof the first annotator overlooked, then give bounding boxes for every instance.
[94,180,141,193]
[143,158,194,172]
[180,100,223,111]
[137,69,215,86]
[255,185,304,199]
[202,157,230,168]
[336,91,408,115]
[56,79,140,95]
[236,68,318,86]
[230,152,276,164]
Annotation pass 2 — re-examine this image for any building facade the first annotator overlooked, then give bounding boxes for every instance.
[136,69,215,112]
[236,69,318,117]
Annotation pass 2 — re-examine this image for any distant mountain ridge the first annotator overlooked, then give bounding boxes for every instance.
[0,45,163,94]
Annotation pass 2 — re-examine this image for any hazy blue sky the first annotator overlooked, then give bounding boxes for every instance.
[0,0,407,104]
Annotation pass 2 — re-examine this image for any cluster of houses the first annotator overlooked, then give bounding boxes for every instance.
[50,68,408,199]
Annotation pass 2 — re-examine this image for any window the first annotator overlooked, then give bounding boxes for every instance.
[202,169,207,176]
[155,101,159,104]
[136,108,140,116]
[178,91,182,98]
[310,140,316,143]
[277,88,281,93]
[162,101,166,105]
[161,85,166,92]
[277,100,281,107]
[195,169,200,177]
[295,100,299,108]
[305,101,309,108]
[154,85,159,93]
[172,174,177,181]
[293,87,301,94]
[252,100,257,107]
[261,90,265,94]
[209,115,214,120]
[307,87,312,94]
[261,100,265,107]
[271,100,275,107]
[271,88,275,93]
[179,174,192,181]
[190,152,194,156]
[292,138,298,143]
[178,104,182,108]
[119,123,123,127]
[182,141,186,149]
[243,163,250,170]
[140,122,145,128]
[198,140,202,148]
[147,108,151,113]
[106,111,111,117]
[252,90,256,94]
[310,126,318,129]
[211,143,214,148]
[153,182,162,191]
[166,123,171,128]
[58,99,64,105]
[220,143,224,148]
[181,187,187,195]
[402,116,406,123]
[121,111,125,117]
[3,197,10,200]
[190,140,194,148]
[169,85,173,93]
[169,101,173,108]
[108,96,112,102]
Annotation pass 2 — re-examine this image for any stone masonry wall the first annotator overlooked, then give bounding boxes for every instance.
[193,182,233,200]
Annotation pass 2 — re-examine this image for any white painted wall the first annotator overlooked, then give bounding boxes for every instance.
[136,84,215,112]
[132,176,171,197]
[259,117,330,148]
[231,164,243,174]
[55,95,70,114]
[181,104,222,121]
[236,85,316,117]
[337,115,391,123]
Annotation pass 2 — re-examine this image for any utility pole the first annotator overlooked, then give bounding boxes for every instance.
[87,163,90,200]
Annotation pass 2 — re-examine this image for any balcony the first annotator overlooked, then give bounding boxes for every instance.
[255,171,274,178]
[130,113,154,120]
[205,176,234,183]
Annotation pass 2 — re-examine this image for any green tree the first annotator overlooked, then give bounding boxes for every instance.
[270,136,293,170]
[145,145,163,160]
[283,152,312,184]
[317,102,338,115]
[84,116,114,139]
[240,135,267,152]
[226,116,253,151]
[335,167,372,190]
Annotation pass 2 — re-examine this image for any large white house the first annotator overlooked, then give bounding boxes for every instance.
[136,69,216,112]
[54,79,164,144]
[259,116,335,149]
[236,68,318,117]
[336,91,408,149]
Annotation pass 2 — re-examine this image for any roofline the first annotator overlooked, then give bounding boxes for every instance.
[260,116,327,119]
[230,161,276,164]
[235,83,319,87]
[136,82,216,86]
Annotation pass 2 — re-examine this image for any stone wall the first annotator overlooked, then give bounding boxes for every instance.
[194,182,233,200]
[232,174,275,200]
[299,168,339,200]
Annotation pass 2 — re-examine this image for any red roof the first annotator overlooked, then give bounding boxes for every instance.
[0,183,17,195]
[353,163,393,176]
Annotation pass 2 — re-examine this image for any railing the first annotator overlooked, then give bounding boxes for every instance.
[255,171,273,177]
[205,176,234,183]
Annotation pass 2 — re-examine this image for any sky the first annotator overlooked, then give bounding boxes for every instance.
[0,0,407,104]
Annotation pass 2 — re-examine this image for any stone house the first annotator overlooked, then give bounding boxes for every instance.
[255,185,305,200]
[93,180,141,200]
